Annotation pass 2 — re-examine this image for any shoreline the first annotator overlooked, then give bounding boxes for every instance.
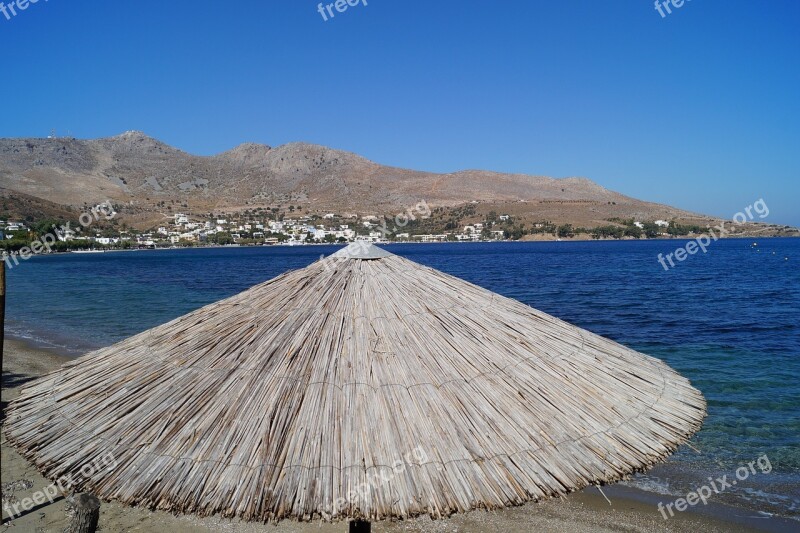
[2,337,797,532]
[3,332,82,360]
[3,233,798,261]
[2,326,100,358]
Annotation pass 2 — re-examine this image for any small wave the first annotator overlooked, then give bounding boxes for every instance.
[5,323,99,357]
[619,477,679,496]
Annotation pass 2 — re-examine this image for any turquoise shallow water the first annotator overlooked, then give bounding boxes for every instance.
[5,238,799,518]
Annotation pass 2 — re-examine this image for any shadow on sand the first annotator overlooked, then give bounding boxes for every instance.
[1,371,37,424]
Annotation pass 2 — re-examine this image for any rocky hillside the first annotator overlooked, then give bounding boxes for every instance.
[0,131,768,232]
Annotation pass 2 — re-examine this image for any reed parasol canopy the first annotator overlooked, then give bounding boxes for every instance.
[5,243,705,523]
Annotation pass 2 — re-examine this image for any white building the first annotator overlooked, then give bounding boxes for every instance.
[57,227,77,241]
[414,234,448,242]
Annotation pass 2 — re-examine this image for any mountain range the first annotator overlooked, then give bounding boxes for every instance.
[0,131,790,235]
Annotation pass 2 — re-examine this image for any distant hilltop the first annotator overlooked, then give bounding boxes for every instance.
[0,132,795,237]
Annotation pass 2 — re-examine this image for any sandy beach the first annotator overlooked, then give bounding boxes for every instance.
[1,338,794,533]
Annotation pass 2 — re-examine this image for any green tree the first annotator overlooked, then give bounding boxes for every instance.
[642,222,660,238]
[624,226,643,238]
[213,232,234,245]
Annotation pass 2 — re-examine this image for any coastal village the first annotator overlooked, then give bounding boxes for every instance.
[1,209,508,249]
[0,201,745,253]
[0,217,510,250]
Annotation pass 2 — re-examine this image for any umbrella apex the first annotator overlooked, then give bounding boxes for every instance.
[331,241,393,259]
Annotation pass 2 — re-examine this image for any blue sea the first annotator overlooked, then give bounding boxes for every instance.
[4,239,799,520]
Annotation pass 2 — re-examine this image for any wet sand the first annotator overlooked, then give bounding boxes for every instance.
[2,338,795,532]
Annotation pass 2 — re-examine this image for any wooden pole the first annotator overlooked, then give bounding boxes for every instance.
[349,519,371,533]
[1,254,5,371]
[0,256,4,504]
[66,493,100,533]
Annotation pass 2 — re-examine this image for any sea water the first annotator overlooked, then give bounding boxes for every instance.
[5,238,799,518]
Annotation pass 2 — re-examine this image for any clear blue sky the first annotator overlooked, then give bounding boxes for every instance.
[2,1,798,225]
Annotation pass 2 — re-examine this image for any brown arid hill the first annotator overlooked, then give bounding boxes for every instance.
[0,131,796,236]
[0,189,79,222]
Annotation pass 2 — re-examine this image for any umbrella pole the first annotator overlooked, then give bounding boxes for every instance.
[0,257,4,496]
[349,519,371,532]
[66,493,100,533]
[1,255,4,378]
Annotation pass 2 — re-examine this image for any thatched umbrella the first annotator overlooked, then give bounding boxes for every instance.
[4,243,705,529]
